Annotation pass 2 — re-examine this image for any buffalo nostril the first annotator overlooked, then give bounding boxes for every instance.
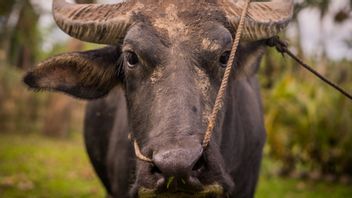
[192,155,206,172]
[151,164,162,175]
[153,146,203,177]
[192,106,198,113]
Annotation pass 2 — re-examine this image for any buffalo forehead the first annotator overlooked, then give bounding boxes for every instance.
[123,2,230,99]
[136,1,227,43]
[152,4,188,39]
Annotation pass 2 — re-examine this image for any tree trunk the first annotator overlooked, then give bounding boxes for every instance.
[7,0,39,69]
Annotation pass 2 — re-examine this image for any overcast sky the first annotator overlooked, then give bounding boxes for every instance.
[294,0,352,60]
[31,0,352,61]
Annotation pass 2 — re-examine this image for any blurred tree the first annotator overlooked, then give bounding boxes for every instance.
[10,0,40,69]
[301,0,330,17]
[0,0,14,63]
[0,0,16,45]
[0,0,40,69]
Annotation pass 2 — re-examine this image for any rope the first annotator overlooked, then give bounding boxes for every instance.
[202,0,252,148]
[128,133,153,163]
[134,139,153,163]
[266,36,352,101]
[131,0,252,162]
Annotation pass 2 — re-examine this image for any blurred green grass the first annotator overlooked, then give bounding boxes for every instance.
[0,134,104,198]
[0,134,351,198]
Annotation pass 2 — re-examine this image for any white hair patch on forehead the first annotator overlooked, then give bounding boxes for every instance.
[152,4,188,40]
[202,38,222,52]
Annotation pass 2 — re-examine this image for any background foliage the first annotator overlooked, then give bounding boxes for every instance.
[261,50,352,177]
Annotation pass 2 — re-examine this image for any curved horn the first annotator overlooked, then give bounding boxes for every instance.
[53,0,138,44]
[221,0,294,40]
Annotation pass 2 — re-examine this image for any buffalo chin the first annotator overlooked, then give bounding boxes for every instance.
[138,183,224,198]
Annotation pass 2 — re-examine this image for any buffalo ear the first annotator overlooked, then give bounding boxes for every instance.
[24,46,124,99]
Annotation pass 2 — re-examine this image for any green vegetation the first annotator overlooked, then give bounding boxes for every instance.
[0,66,47,134]
[0,65,84,138]
[260,53,352,176]
[257,175,352,198]
[1,134,351,198]
[0,134,104,198]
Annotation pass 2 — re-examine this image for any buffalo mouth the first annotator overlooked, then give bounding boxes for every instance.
[138,183,224,198]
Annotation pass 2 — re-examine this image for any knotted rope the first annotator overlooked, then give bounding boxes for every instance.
[132,0,252,162]
[266,36,352,100]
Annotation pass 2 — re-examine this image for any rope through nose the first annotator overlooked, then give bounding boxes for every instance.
[128,133,153,163]
[134,140,153,163]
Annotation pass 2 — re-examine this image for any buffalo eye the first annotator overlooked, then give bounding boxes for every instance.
[125,51,139,68]
[219,51,231,68]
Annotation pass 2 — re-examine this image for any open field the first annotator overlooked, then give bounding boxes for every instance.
[0,134,104,198]
[0,134,351,198]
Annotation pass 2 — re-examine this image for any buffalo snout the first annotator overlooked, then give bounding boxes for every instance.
[152,144,204,192]
[153,144,203,177]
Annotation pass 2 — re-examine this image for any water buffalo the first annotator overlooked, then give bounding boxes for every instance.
[24,0,293,197]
